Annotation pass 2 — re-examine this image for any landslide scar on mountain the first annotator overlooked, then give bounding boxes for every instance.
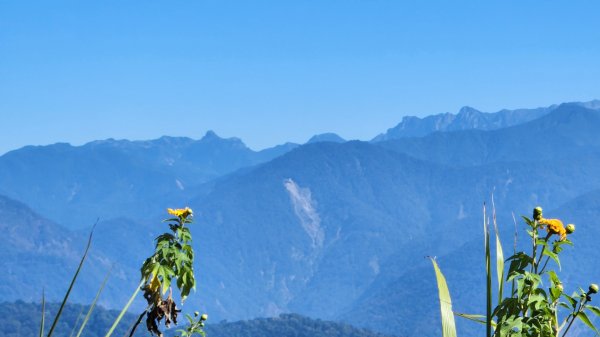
[283,178,324,248]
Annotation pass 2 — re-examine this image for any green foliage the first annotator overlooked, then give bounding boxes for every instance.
[141,210,196,301]
[136,207,204,337]
[2,303,395,337]
[435,205,600,337]
[28,206,205,337]
[177,312,207,337]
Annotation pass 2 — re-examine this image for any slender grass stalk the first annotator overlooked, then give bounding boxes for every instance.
[68,304,86,337]
[511,213,518,296]
[104,279,145,337]
[431,258,458,337]
[39,289,45,337]
[74,267,112,337]
[47,225,95,337]
[484,203,492,337]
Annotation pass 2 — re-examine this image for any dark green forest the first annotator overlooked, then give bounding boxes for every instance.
[1,301,395,337]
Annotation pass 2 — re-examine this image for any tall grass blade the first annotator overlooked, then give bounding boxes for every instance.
[104,279,145,337]
[68,304,85,337]
[47,225,95,337]
[431,258,458,337]
[39,289,45,337]
[484,203,492,337]
[75,267,112,337]
[491,197,505,305]
[455,313,497,327]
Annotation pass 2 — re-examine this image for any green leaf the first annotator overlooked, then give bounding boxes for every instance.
[587,305,600,317]
[562,294,577,310]
[455,313,496,327]
[521,216,534,227]
[547,270,560,285]
[430,258,458,337]
[542,249,561,270]
[577,312,600,336]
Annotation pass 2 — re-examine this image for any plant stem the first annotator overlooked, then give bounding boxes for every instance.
[535,235,550,274]
[538,256,552,275]
[104,279,145,337]
[560,296,588,337]
[127,307,150,337]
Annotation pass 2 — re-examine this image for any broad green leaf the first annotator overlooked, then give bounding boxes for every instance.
[431,258,458,337]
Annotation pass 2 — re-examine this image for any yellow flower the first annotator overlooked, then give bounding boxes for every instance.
[167,207,193,219]
[539,218,567,241]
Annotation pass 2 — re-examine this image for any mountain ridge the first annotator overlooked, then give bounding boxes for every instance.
[372,99,600,141]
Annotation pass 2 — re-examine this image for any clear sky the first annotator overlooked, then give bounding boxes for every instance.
[1,1,599,154]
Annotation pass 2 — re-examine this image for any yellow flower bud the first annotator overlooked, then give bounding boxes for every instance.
[201,313,208,321]
[566,224,575,234]
[589,284,599,294]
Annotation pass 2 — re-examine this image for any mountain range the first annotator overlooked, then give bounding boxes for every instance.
[2,100,600,336]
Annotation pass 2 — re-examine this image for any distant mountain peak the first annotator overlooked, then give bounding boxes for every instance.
[199,130,246,147]
[371,102,570,141]
[457,106,481,115]
[201,130,222,141]
[307,133,346,144]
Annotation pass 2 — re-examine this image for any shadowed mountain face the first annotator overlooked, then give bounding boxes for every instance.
[2,101,600,336]
[0,195,141,307]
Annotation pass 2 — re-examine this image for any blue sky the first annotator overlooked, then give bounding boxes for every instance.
[1,1,599,154]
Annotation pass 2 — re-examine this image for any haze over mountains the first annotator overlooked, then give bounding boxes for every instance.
[2,100,600,336]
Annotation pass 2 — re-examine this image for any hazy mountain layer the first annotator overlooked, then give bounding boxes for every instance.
[2,101,600,336]
[0,131,297,229]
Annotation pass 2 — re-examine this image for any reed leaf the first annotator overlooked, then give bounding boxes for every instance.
[75,267,112,337]
[484,203,492,337]
[104,279,145,337]
[431,258,458,337]
[492,197,505,305]
[68,304,85,337]
[47,226,95,337]
[39,289,45,337]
